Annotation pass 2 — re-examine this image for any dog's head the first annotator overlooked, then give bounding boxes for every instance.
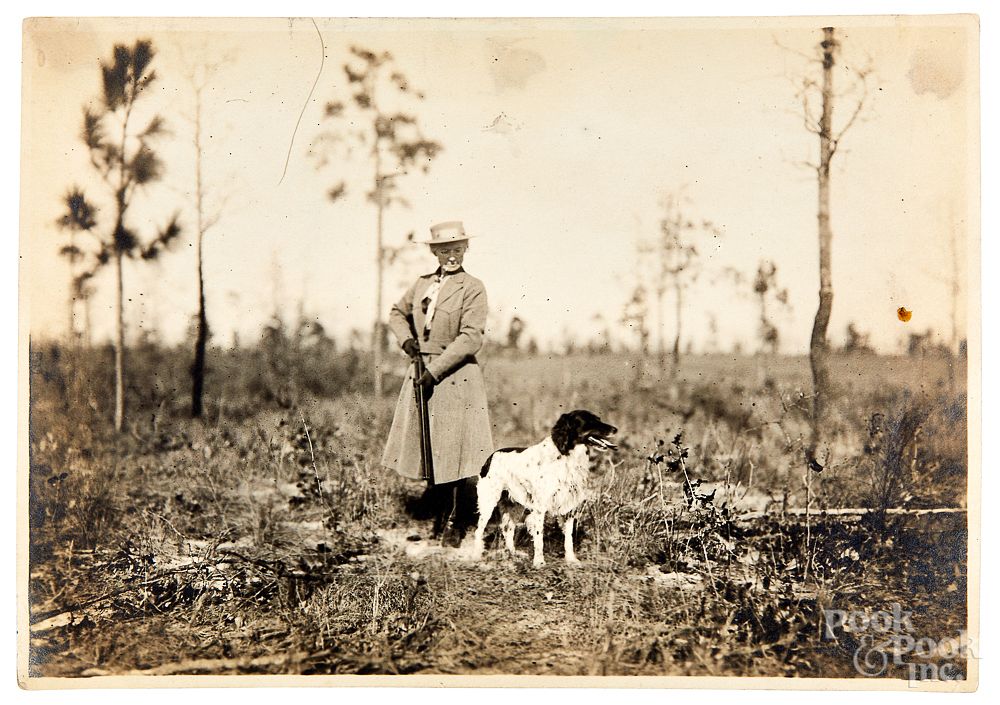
[551,410,618,456]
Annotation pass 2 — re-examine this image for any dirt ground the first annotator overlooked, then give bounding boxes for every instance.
[25,349,970,680]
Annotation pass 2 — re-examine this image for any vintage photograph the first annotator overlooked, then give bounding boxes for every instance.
[18,15,979,687]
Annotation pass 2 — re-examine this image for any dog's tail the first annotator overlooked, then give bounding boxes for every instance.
[479,453,495,478]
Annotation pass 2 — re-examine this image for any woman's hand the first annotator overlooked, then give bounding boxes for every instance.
[402,338,420,358]
[416,370,436,389]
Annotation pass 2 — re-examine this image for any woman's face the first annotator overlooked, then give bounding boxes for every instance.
[430,242,468,272]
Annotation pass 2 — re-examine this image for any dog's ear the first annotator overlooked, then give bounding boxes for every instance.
[552,412,579,455]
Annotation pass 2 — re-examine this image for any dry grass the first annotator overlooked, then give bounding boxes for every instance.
[26,344,968,678]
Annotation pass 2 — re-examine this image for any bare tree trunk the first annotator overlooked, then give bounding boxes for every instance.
[67,296,76,344]
[672,278,683,372]
[949,220,960,355]
[369,63,393,398]
[114,251,125,432]
[947,216,961,390]
[191,90,208,418]
[67,233,77,344]
[113,103,132,432]
[758,294,766,355]
[83,294,92,347]
[634,322,646,387]
[656,286,665,370]
[192,274,207,417]
[373,158,385,397]
[808,27,837,456]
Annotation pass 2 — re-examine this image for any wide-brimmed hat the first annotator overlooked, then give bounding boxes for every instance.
[418,220,474,245]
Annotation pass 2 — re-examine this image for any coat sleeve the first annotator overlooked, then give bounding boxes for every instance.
[426,279,487,380]
[387,279,419,347]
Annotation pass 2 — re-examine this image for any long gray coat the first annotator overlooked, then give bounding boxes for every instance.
[381,269,494,484]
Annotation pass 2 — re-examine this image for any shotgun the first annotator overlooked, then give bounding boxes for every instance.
[412,350,434,483]
[405,308,434,482]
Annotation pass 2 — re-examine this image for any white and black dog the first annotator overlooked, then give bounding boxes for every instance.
[472,410,618,567]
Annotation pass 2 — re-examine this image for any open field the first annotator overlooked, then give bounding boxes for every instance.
[25,345,969,678]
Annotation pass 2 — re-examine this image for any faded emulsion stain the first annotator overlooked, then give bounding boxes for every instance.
[907,29,966,99]
[487,38,546,92]
[897,306,913,323]
[482,112,521,135]
[481,111,525,157]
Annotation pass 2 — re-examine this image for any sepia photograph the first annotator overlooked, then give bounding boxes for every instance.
[17,13,980,689]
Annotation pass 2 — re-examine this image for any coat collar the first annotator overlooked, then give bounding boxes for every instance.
[422,269,467,308]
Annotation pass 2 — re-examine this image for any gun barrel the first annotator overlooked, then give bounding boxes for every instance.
[413,356,434,482]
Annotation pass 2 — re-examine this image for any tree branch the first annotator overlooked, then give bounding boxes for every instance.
[772,34,822,65]
[831,69,871,151]
[799,81,822,134]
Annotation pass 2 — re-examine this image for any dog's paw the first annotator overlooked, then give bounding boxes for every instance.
[564,556,581,566]
[532,557,546,568]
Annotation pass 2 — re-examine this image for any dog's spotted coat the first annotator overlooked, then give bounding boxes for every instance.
[472,410,617,567]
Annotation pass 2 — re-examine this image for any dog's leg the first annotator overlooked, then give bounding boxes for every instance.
[525,510,546,567]
[472,479,501,561]
[472,507,492,561]
[560,515,580,564]
[499,511,520,557]
[454,478,479,536]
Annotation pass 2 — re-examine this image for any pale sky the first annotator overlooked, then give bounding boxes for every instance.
[21,16,977,354]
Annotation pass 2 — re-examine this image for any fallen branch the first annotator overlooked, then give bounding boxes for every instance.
[736,506,966,522]
[30,566,206,631]
[30,546,342,633]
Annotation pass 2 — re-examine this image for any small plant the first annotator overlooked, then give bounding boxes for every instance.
[862,404,929,531]
[648,432,716,509]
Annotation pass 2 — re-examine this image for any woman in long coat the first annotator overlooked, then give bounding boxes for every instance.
[381,221,494,543]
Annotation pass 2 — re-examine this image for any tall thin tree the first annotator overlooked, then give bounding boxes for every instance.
[59,40,181,431]
[311,46,442,395]
[183,58,229,418]
[946,205,963,356]
[620,283,651,383]
[190,74,211,418]
[640,192,722,374]
[752,260,790,355]
[792,27,870,463]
